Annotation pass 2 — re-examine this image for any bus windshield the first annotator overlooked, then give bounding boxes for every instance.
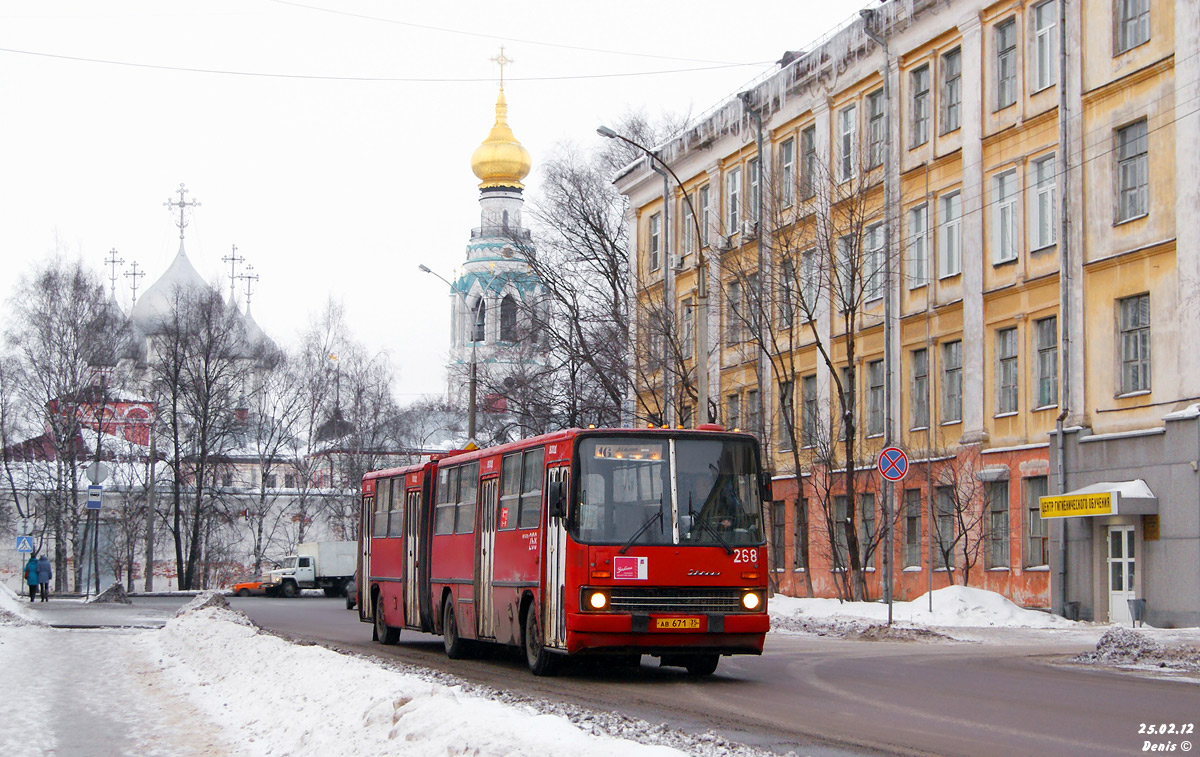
[574,436,764,547]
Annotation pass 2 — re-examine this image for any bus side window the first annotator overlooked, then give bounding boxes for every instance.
[499,453,521,530]
[456,462,479,534]
[435,467,458,535]
[387,476,404,537]
[518,447,544,529]
[373,479,389,538]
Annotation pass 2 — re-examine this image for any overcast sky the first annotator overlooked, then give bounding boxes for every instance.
[0,0,862,401]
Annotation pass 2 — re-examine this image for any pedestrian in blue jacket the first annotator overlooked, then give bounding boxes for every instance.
[36,555,52,602]
[23,555,39,603]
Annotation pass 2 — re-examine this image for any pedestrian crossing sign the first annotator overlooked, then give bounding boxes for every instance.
[15,535,34,553]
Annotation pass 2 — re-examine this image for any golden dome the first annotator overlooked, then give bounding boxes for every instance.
[470,87,531,189]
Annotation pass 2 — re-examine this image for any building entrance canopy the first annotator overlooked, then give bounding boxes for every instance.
[1039,479,1158,519]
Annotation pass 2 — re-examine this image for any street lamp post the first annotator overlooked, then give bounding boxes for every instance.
[420,263,496,444]
[597,125,710,423]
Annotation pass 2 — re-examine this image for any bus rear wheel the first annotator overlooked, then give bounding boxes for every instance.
[443,600,469,659]
[684,654,719,676]
[375,595,399,645]
[524,607,558,676]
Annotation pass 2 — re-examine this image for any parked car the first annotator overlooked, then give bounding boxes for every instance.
[345,577,358,610]
[232,578,267,597]
[264,541,355,598]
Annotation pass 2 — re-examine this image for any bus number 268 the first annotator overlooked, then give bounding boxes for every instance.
[733,548,758,564]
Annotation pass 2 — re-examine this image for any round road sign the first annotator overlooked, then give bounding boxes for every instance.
[877,447,909,482]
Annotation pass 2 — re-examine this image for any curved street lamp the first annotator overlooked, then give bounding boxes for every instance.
[597,126,710,423]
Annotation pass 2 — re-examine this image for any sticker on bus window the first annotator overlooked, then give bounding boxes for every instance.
[613,556,648,580]
[499,507,509,529]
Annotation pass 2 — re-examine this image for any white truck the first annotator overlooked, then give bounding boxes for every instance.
[265,541,356,598]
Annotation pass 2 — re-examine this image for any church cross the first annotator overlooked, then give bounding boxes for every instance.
[125,261,145,305]
[237,264,260,307]
[104,247,125,298]
[490,46,513,87]
[164,183,201,241]
[223,244,245,303]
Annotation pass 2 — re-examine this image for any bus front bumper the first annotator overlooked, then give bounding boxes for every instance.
[564,612,768,655]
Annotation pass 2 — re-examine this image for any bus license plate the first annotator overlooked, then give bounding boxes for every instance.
[655,617,700,630]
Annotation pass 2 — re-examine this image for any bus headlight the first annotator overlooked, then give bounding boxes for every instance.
[741,591,762,611]
[587,590,609,610]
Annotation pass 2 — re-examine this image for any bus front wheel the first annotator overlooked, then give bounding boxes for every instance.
[524,607,558,676]
[684,654,719,676]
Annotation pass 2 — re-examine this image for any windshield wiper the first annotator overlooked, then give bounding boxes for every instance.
[619,505,664,554]
[687,492,733,555]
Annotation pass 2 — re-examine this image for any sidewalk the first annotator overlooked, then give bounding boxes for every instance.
[24,596,182,629]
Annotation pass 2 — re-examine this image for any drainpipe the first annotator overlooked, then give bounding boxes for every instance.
[1055,0,1071,617]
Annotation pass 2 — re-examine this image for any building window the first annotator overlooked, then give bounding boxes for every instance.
[681,297,694,359]
[911,347,929,429]
[748,158,760,225]
[867,89,885,169]
[836,235,855,311]
[1119,293,1151,393]
[859,493,876,561]
[221,472,233,487]
[911,64,930,147]
[779,137,795,206]
[800,248,818,310]
[726,393,741,430]
[903,489,922,568]
[500,295,518,341]
[1116,119,1149,222]
[833,495,849,568]
[987,480,1010,568]
[778,380,794,451]
[746,389,761,435]
[838,366,855,440]
[993,169,1019,263]
[800,125,817,199]
[1035,316,1058,408]
[934,486,955,568]
[772,501,786,570]
[726,167,741,231]
[1117,0,1150,53]
[1030,154,1057,249]
[284,474,296,488]
[794,498,807,570]
[1034,1,1057,91]
[862,223,883,301]
[471,297,486,342]
[997,326,1019,414]
[648,212,661,271]
[801,374,818,447]
[939,191,962,277]
[908,204,929,287]
[726,280,742,343]
[868,359,884,436]
[995,18,1017,110]
[942,340,962,423]
[838,104,857,182]
[699,184,711,246]
[940,48,962,134]
[1024,476,1049,567]
[681,194,695,257]
[779,258,796,328]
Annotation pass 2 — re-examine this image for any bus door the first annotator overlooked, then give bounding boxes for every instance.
[360,491,373,623]
[404,487,422,626]
[543,464,570,648]
[476,476,499,639]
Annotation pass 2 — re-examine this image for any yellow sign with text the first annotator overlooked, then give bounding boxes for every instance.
[1039,492,1116,519]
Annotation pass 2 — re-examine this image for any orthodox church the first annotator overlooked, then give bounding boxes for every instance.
[445,76,544,413]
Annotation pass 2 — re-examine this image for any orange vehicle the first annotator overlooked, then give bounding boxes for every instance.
[358,426,770,676]
[232,578,267,597]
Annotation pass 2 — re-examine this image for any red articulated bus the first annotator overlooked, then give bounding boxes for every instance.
[357,425,770,676]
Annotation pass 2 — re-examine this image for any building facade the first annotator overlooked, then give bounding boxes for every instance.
[613,0,1199,624]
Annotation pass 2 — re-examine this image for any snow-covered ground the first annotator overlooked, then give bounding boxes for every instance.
[4,582,1200,756]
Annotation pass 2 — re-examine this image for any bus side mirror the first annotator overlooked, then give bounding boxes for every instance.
[548,481,566,519]
[759,473,772,502]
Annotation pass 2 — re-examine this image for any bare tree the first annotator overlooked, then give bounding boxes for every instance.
[926,446,998,586]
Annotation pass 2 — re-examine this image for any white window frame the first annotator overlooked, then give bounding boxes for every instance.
[911,347,929,430]
[1029,154,1057,250]
[992,169,1019,263]
[838,104,857,182]
[867,89,885,169]
[748,158,760,225]
[779,137,795,206]
[995,18,1017,110]
[800,247,818,312]
[1116,119,1149,223]
[648,212,661,272]
[865,222,884,301]
[940,48,962,134]
[681,297,694,359]
[867,359,884,436]
[938,191,962,277]
[726,279,743,344]
[800,125,817,199]
[942,340,962,423]
[1116,0,1150,53]
[699,184,711,247]
[1119,293,1151,393]
[908,204,929,287]
[681,194,695,258]
[1034,315,1058,408]
[726,167,741,232]
[801,374,818,447]
[996,326,1019,414]
[911,65,930,148]
[1034,1,1057,92]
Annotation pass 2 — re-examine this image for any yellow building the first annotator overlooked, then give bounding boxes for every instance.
[612,0,1200,624]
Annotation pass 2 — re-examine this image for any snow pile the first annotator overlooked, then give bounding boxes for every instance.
[175,589,232,615]
[770,585,1074,633]
[0,582,42,626]
[1073,627,1200,672]
[141,606,684,757]
[86,581,132,604]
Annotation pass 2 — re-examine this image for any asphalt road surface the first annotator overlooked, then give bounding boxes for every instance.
[232,595,1200,756]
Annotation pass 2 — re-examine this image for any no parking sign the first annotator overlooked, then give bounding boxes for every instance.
[877,447,909,482]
